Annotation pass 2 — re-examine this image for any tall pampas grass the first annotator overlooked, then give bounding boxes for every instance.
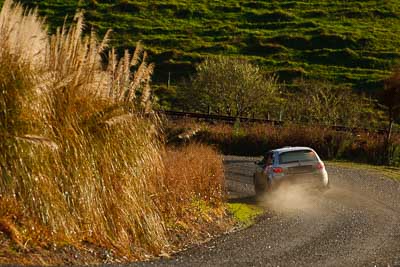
[0,0,167,259]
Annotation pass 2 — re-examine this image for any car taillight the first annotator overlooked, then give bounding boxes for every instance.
[316,162,325,170]
[273,167,284,173]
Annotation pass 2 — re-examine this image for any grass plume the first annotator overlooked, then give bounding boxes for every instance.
[0,1,227,264]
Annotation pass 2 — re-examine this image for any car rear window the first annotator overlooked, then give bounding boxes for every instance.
[279,150,318,164]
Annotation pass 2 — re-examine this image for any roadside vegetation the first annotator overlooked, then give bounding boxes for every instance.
[167,121,400,167]
[227,203,264,228]
[0,1,228,265]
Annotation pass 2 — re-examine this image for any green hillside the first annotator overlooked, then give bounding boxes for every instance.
[5,0,400,93]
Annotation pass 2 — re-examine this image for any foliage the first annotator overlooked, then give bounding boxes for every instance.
[283,79,381,127]
[178,56,279,117]
[0,1,226,264]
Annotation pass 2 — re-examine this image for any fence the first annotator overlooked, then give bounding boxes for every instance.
[157,110,388,135]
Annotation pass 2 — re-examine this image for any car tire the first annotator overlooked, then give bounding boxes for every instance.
[255,183,266,197]
[254,174,270,199]
[318,181,330,194]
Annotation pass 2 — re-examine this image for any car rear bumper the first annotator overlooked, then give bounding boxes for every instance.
[271,172,329,189]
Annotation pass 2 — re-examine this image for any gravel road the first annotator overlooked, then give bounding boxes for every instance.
[131,155,400,267]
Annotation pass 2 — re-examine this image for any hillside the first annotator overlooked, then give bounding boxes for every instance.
[5,0,400,94]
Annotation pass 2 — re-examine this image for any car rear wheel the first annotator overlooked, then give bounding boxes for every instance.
[255,183,266,196]
[317,180,330,194]
[254,174,271,198]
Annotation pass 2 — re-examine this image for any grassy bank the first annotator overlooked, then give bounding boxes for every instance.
[0,1,229,265]
[5,0,400,93]
[327,161,400,180]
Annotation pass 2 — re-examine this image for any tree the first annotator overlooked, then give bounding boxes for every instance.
[382,70,400,163]
[178,56,279,117]
[283,79,376,128]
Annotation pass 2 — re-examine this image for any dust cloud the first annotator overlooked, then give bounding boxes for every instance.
[258,182,327,215]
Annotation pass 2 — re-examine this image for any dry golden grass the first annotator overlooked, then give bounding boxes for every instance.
[162,144,225,212]
[0,0,167,257]
[0,1,227,265]
[160,144,227,245]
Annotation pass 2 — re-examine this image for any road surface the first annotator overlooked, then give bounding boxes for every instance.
[132,155,400,267]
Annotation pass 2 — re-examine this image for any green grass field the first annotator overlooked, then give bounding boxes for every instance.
[6,0,400,94]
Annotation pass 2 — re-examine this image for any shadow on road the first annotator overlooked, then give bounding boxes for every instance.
[228,195,257,205]
[224,159,258,165]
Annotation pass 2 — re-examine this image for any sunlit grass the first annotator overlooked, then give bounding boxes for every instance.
[227,203,264,227]
[327,161,400,180]
[7,0,400,92]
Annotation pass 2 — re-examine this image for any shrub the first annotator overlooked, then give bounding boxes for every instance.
[283,79,379,128]
[161,144,225,227]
